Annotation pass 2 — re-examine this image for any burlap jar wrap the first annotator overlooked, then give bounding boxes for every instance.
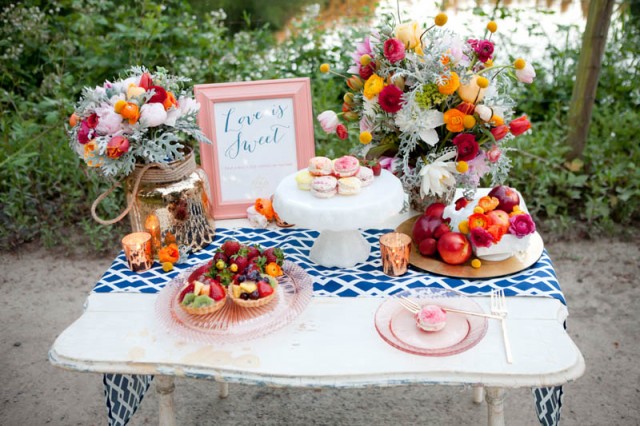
[91,149,215,252]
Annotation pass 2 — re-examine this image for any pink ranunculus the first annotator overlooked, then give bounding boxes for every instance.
[383,38,406,63]
[106,136,130,159]
[516,62,536,84]
[469,39,494,63]
[336,124,348,140]
[509,213,536,237]
[317,110,339,133]
[509,115,531,136]
[490,125,509,141]
[378,85,404,113]
[486,144,502,163]
[77,120,94,145]
[452,133,479,161]
[470,226,495,248]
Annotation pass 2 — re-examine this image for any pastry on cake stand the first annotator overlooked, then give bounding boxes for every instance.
[273,170,404,268]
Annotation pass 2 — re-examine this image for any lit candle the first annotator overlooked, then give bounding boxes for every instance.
[122,232,153,273]
[379,232,412,276]
[144,213,161,257]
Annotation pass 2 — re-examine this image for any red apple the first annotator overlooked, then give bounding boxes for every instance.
[433,223,451,239]
[488,185,520,213]
[437,232,472,265]
[418,238,438,257]
[424,202,446,218]
[486,209,510,228]
[412,215,444,244]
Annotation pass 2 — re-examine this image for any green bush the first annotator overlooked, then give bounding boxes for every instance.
[1,0,637,253]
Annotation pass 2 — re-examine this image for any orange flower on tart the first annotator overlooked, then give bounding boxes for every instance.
[477,196,500,212]
[265,262,283,277]
[468,213,489,230]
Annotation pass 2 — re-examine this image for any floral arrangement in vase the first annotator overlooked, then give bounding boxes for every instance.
[67,66,211,179]
[317,12,536,205]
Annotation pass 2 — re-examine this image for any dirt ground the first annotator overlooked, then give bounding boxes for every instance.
[1,235,639,426]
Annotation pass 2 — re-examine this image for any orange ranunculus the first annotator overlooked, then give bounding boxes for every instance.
[265,262,283,277]
[477,196,499,212]
[255,198,275,221]
[83,140,103,167]
[443,109,466,132]
[120,102,140,124]
[163,91,178,110]
[158,243,180,263]
[438,71,460,95]
[468,213,489,229]
[487,224,507,243]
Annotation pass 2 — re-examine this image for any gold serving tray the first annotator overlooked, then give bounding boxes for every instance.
[396,215,544,279]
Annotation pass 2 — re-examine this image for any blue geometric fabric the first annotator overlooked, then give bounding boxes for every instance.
[96,226,565,425]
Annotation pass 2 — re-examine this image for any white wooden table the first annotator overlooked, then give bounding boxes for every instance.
[49,217,585,425]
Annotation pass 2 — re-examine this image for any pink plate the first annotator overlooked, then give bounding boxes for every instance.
[375,288,488,356]
[155,260,313,343]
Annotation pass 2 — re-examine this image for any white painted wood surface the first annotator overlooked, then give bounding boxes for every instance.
[49,293,584,389]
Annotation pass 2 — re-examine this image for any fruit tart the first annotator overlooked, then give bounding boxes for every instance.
[177,276,227,315]
[229,271,279,308]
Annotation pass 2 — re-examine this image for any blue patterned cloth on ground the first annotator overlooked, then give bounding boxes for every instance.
[96,227,564,426]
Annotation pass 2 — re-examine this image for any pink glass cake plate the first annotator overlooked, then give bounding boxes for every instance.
[155,260,313,344]
[375,288,488,356]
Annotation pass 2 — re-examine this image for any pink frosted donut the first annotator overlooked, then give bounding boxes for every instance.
[310,176,338,198]
[308,156,333,176]
[332,155,360,178]
[415,305,447,332]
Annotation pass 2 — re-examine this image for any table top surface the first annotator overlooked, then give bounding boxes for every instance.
[49,208,585,389]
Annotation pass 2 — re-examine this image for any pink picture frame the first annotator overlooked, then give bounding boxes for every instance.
[194,78,316,219]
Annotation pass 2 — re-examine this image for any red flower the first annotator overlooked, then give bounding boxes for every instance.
[383,38,406,63]
[139,72,153,90]
[456,102,475,115]
[77,120,93,145]
[148,85,168,104]
[490,125,509,141]
[470,227,495,248]
[378,85,403,113]
[359,63,376,80]
[86,113,99,128]
[468,39,494,63]
[509,115,531,136]
[452,133,479,161]
[336,124,348,140]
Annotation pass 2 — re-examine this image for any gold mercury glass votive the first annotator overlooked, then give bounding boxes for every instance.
[144,213,162,258]
[379,232,412,276]
[122,232,154,273]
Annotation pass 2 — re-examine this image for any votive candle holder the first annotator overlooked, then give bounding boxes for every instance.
[122,232,153,273]
[379,232,412,276]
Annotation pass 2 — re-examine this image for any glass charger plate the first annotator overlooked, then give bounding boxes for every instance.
[396,215,544,279]
[375,288,488,356]
[155,260,313,344]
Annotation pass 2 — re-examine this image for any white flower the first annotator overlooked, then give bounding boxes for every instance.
[395,104,443,146]
[316,110,339,133]
[246,206,269,228]
[419,151,458,197]
[95,107,124,135]
[140,103,167,128]
[165,97,199,127]
[475,104,493,122]
[516,62,536,84]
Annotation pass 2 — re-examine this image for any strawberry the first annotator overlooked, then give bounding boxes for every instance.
[208,279,226,301]
[246,245,261,260]
[221,240,241,257]
[371,163,382,176]
[263,247,285,266]
[178,282,195,302]
[213,251,228,264]
[231,255,249,275]
[188,262,211,283]
[257,280,274,298]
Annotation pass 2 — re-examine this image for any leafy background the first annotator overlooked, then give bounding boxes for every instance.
[1,0,638,254]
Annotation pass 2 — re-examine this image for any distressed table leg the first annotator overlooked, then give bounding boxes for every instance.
[472,385,485,404]
[218,382,229,399]
[156,375,176,426]
[485,387,506,426]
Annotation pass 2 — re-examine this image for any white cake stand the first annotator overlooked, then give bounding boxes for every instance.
[272,170,405,268]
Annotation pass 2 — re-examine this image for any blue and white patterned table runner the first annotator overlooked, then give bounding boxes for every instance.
[95,227,564,426]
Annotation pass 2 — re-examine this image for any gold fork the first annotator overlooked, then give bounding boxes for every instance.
[398,296,503,320]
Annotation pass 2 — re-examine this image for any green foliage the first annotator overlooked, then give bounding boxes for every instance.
[1,0,638,253]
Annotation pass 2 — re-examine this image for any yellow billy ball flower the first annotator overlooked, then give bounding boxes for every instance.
[320,63,330,73]
[456,161,469,173]
[463,115,477,129]
[514,58,526,70]
[476,76,490,89]
[360,54,372,66]
[471,259,482,268]
[487,21,498,33]
[473,206,485,214]
[359,131,373,144]
[435,13,448,26]
[161,262,174,272]
[485,59,494,67]
[114,99,127,113]
[458,220,470,234]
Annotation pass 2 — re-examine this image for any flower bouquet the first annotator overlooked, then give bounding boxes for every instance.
[317,13,536,208]
[67,65,210,179]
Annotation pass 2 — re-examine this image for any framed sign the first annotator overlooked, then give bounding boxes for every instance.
[195,78,315,219]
